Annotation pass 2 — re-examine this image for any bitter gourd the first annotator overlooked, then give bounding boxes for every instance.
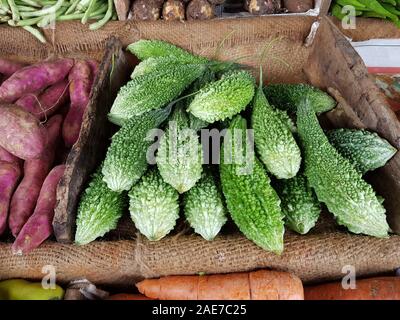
[102,106,171,192]
[264,83,336,114]
[251,81,302,179]
[275,109,297,133]
[327,128,397,174]
[157,106,203,193]
[184,169,227,241]
[187,70,255,124]
[129,168,179,241]
[75,167,126,245]
[220,115,285,254]
[131,56,183,79]
[276,173,321,235]
[109,63,205,126]
[297,97,389,238]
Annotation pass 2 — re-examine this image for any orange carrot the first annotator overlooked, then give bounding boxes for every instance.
[106,294,152,300]
[305,277,400,300]
[136,270,304,300]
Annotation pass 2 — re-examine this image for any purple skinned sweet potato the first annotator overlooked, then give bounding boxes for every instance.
[0,105,48,160]
[16,79,69,120]
[0,58,26,77]
[62,60,91,147]
[0,58,73,103]
[9,115,62,237]
[0,145,22,167]
[0,161,21,235]
[12,164,65,255]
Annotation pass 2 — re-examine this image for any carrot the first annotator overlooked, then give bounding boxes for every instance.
[305,277,400,300]
[0,105,48,160]
[106,294,153,300]
[15,79,70,120]
[0,59,73,103]
[136,270,304,300]
[9,115,62,237]
[12,164,65,255]
[0,58,26,77]
[0,161,21,236]
[62,60,92,147]
[0,146,22,167]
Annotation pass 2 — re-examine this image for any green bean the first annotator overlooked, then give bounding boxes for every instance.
[0,15,10,22]
[77,0,90,12]
[23,25,46,43]
[81,0,96,24]
[16,5,36,11]
[37,5,65,27]
[22,0,63,16]
[358,0,398,20]
[58,2,105,20]
[89,0,111,30]
[16,0,40,7]
[8,14,41,25]
[65,0,79,14]
[382,3,400,15]
[7,0,20,20]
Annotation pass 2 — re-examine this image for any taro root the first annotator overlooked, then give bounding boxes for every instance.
[131,0,163,20]
[163,0,186,21]
[283,0,313,13]
[244,0,282,15]
[208,0,226,4]
[186,0,215,20]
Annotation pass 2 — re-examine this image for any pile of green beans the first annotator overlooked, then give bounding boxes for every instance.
[332,0,400,27]
[0,0,116,43]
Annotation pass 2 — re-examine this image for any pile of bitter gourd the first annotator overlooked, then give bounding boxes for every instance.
[74,40,398,254]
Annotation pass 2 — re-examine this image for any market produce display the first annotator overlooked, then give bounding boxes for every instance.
[0,0,116,42]
[74,39,398,255]
[0,57,98,254]
[331,0,400,27]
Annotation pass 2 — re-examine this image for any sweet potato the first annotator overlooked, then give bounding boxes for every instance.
[9,115,62,237]
[0,58,26,77]
[305,277,400,300]
[131,0,163,20]
[0,146,22,167]
[186,0,215,20]
[62,60,91,147]
[0,161,21,235]
[15,79,69,120]
[136,270,304,300]
[0,59,73,103]
[106,294,153,300]
[12,164,65,255]
[0,105,48,160]
[163,0,186,21]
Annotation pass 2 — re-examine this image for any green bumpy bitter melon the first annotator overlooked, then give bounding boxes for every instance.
[264,83,336,114]
[220,115,285,254]
[102,106,171,192]
[184,169,227,241]
[327,128,397,174]
[75,167,126,245]
[129,168,179,241]
[251,82,302,179]
[297,97,389,238]
[130,56,184,79]
[187,70,255,124]
[276,173,321,235]
[157,106,203,193]
[108,63,205,126]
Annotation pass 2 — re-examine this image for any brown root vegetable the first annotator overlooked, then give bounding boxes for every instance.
[186,0,215,20]
[62,60,92,147]
[0,58,26,77]
[12,164,65,255]
[283,0,313,13]
[0,146,22,167]
[163,0,186,21]
[0,161,21,235]
[0,59,73,103]
[15,79,69,120]
[305,277,400,300]
[207,0,225,4]
[137,270,304,300]
[131,0,163,20]
[9,115,62,237]
[244,0,282,14]
[0,105,48,160]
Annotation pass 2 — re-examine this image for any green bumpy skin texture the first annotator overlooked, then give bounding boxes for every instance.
[102,107,171,192]
[130,56,184,79]
[109,63,205,126]
[251,87,302,179]
[276,173,321,235]
[184,170,227,241]
[264,83,336,114]
[297,98,389,238]
[274,108,297,133]
[75,168,126,245]
[327,128,397,174]
[129,168,179,241]
[220,115,285,254]
[157,106,203,193]
[187,70,255,124]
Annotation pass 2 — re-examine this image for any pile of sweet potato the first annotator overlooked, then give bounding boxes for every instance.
[0,57,98,255]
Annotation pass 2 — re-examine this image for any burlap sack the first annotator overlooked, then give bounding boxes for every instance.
[0,16,399,286]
